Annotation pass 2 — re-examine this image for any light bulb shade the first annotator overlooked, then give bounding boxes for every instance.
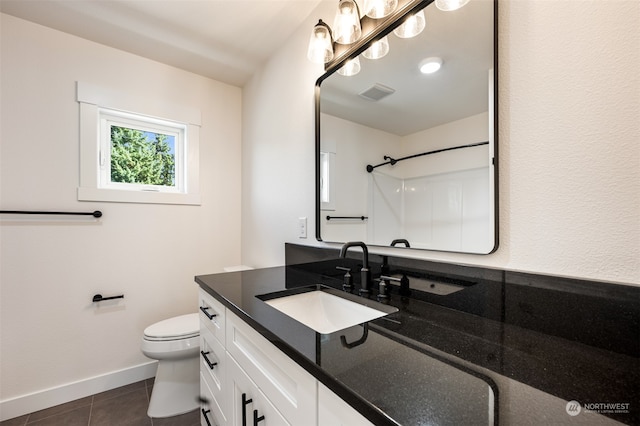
[307,19,334,64]
[337,57,361,76]
[435,0,470,11]
[364,0,398,18]
[333,0,362,44]
[363,36,389,60]
[393,10,425,38]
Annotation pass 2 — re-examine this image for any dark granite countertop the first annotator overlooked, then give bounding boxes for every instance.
[195,249,639,426]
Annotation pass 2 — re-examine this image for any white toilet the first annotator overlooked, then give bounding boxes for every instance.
[141,313,200,418]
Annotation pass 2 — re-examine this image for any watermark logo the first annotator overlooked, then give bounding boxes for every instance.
[584,402,630,414]
[566,400,631,416]
[566,400,581,416]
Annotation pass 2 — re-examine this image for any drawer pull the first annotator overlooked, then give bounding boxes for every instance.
[253,409,265,425]
[200,351,218,370]
[200,305,217,320]
[242,393,253,426]
[201,408,213,426]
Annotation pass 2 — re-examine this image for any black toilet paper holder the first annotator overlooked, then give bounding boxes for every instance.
[92,294,124,302]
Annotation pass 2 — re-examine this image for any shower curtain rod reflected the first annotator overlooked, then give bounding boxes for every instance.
[366,141,489,173]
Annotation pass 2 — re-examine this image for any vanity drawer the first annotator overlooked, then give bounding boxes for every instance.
[199,288,225,344]
[200,330,228,419]
[200,371,227,426]
[225,310,316,425]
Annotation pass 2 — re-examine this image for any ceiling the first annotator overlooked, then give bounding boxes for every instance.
[321,0,494,136]
[0,0,324,87]
[1,0,494,134]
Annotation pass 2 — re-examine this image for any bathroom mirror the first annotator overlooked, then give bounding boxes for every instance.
[315,0,497,254]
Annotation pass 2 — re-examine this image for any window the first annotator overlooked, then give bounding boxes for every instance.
[77,82,201,205]
[99,108,185,193]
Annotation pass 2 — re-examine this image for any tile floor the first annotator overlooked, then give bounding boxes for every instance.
[0,379,200,426]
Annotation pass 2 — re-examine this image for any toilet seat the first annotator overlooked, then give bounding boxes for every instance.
[143,313,199,341]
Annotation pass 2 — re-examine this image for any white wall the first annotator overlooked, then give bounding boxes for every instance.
[0,13,242,414]
[241,1,336,268]
[320,113,398,242]
[242,0,639,285]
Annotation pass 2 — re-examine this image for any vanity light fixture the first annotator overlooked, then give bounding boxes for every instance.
[364,0,398,18]
[419,56,443,74]
[333,0,362,45]
[307,19,334,64]
[337,57,361,76]
[363,36,390,59]
[393,9,425,38]
[306,0,435,69]
[435,0,470,11]
[308,0,398,64]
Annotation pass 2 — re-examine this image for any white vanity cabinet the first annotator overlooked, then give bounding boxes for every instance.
[198,288,376,426]
[199,289,316,426]
[225,310,317,425]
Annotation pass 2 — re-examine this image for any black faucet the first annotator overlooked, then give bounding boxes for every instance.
[339,241,371,296]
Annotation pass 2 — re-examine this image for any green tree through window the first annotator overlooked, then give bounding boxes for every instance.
[110,126,175,186]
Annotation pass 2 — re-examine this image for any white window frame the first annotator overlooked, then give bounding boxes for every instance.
[77,81,201,205]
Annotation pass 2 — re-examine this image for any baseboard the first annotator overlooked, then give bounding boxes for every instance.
[0,361,158,422]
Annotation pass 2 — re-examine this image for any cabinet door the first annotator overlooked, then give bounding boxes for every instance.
[226,311,316,425]
[318,383,373,426]
[228,354,290,426]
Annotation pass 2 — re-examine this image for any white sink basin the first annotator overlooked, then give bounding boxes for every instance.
[264,289,395,334]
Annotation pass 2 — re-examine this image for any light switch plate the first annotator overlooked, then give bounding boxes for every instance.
[298,217,307,238]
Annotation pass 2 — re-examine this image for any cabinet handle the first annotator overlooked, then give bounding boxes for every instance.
[253,409,265,425]
[242,393,253,426]
[200,305,217,320]
[201,408,213,426]
[200,351,218,370]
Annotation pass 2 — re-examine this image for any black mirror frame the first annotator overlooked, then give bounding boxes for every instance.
[315,0,499,254]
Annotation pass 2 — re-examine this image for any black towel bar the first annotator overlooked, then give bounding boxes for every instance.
[0,210,102,218]
[326,215,368,221]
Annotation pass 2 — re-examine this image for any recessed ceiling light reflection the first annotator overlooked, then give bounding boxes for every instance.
[419,57,443,74]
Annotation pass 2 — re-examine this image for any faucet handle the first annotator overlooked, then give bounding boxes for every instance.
[377,275,401,283]
[336,266,353,292]
[376,275,411,297]
[375,275,400,300]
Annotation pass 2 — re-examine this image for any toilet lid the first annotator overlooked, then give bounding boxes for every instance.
[144,313,199,340]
